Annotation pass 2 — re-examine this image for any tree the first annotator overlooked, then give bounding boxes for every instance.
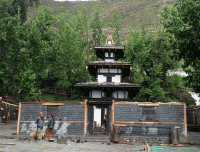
[73,6,93,62]
[164,74,196,106]
[0,0,23,97]
[90,3,105,46]
[9,0,40,23]
[125,29,178,102]
[108,7,123,46]
[160,0,200,92]
[52,12,88,100]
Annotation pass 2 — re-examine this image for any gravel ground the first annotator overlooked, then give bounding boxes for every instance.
[0,121,200,152]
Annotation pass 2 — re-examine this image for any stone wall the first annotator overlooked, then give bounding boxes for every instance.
[114,103,186,138]
[19,103,85,137]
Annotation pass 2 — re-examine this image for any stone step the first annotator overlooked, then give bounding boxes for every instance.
[86,135,110,142]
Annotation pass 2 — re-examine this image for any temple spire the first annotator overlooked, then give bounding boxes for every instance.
[105,33,114,45]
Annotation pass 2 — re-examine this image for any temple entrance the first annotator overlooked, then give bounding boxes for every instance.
[87,103,112,136]
[93,106,107,135]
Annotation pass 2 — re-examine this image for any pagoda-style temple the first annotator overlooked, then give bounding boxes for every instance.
[75,34,141,136]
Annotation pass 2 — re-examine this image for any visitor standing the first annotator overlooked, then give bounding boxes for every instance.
[0,108,5,123]
[46,114,55,139]
[36,112,44,141]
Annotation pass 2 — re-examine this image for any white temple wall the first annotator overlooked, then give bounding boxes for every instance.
[112,75,121,83]
[105,59,115,61]
[97,75,107,83]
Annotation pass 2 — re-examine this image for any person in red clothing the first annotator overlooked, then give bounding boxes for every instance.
[36,112,44,141]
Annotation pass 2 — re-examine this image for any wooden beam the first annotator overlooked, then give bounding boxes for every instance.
[21,102,83,104]
[17,102,21,135]
[114,121,184,125]
[158,102,184,105]
[159,144,183,147]
[184,103,187,138]
[56,121,84,123]
[112,100,115,126]
[138,103,159,107]
[83,99,87,135]
[42,102,65,106]
[115,102,184,105]
[117,142,134,145]
[20,121,84,123]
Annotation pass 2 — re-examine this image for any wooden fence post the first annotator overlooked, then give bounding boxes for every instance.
[17,102,22,135]
[83,99,88,135]
[184,103,187,138]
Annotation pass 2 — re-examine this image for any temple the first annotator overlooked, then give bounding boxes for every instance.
[75,33,141,136]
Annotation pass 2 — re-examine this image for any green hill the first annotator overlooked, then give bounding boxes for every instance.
[27,0,177,31]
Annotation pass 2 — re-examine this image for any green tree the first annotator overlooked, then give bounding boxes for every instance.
[160,0,200,92]
[73,7,93,62]
[125,29,178,102]
[52,12,87,100]
[164,74,196,106]
[0,0,23,97]
[90,3,105,46]
[9,0,40,23]
[108,7,122,46]
[13,6,56,101]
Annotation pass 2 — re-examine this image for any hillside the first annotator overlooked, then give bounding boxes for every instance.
[27,0,177,31]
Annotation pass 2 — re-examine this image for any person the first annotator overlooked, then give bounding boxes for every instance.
[103,115,107,128]
[46,114,55,140]
[36,112,44,141]
[0,108,5,123]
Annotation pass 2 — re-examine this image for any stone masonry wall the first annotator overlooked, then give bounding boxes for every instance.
[19,103,85,137]
[114,103,185,138]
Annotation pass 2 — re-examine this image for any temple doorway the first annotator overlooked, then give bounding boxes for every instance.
[87,103,112,136]
[93,106,107,135]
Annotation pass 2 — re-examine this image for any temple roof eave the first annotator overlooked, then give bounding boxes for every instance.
[75,82,141,88]
[94,46,125,50]
[86,61,132,66]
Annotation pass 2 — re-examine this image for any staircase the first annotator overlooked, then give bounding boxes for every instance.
[86,135,110,142]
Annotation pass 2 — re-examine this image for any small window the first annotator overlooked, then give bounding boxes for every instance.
[118,69,122,73]
[110,52,114,57]
[89,91,92,98]
[118,91,124,98]
[99,68,108,73]
[105,52,108,57]
[112,91,117,98]
[110,68,118,73]
[102,91,105,98]
[125,91,128,98]
[92,90,102,98]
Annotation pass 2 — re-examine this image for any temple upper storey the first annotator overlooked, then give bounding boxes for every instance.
[94,33,125,61]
